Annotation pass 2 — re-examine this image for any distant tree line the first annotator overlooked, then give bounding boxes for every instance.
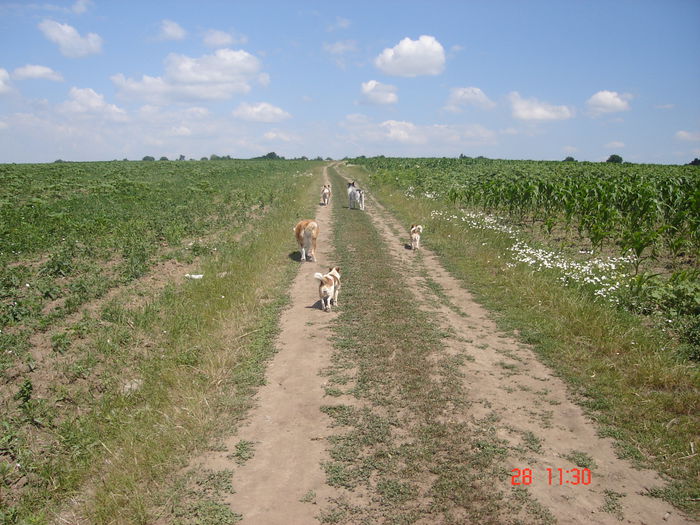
[65,153,698,165]
[137,152,330,162]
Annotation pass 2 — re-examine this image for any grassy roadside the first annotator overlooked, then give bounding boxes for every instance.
[345,164,700,518]
[318,166,552,524]
[2,166,322,524]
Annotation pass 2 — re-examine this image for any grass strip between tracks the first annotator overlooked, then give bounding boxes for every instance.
[318,166,553,524]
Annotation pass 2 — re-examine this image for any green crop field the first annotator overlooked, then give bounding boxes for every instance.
[0,159,321,522]
[352,156,700,360]
[0,158,698,523]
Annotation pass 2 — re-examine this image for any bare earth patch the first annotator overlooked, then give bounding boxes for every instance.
[183,166,345,523]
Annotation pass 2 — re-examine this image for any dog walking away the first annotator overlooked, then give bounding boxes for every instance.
[314,266,341,312]
[294,219,319,262]
[347,181,365,210]
[347,181,357,208]
[410,224,423,250]
[321,184,331,206]
[356,189,365,210]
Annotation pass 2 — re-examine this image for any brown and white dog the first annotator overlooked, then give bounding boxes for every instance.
[321,184,332,206]
[410,224,423,250]
[294,219,319,262]
[314,266,341,312]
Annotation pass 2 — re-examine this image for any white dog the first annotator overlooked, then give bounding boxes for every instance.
[294,219,319,262]
[321,184,331,206]
[347,181,365,210]
[314,266,341,312]
[410,224,423,250]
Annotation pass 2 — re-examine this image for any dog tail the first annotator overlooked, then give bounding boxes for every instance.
[314,272,325,281]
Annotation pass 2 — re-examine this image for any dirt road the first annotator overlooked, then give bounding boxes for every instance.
[181,163,695,524]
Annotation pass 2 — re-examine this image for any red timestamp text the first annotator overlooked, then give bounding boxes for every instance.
[511,467,592,486]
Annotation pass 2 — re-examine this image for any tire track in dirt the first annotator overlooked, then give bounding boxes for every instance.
[187,166,341,523]
[336,164,695,525]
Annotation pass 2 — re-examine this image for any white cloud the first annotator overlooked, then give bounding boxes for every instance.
[233,102,291,122]
[340,114,496,149]
[374,35,445,77]
[360,80,398,105]
[165,49,259,84]
[563,145,578,153]
[169,126,192,137]
[38,19,102,57]
[444,87,495,112]
[0,99,284,162]
[508,91,574,121]
[586,90,632,116]
[263,130,298,142]
[0,69,12,94]
[324,40,358,69]
[113,48,266,104]
[72,0,92,14]
[58,87,127,121]
[13,64,63,81]
[327,16,351,32]
[203,29,233,47]
[605,141,625,148]
[159,19,187,41]
[380,120,425,144]
[675,130,700,141]
[323,40,357,55]
[203,29,247,48]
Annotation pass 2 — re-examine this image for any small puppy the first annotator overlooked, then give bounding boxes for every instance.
[321,184,332,206]
[314,266,341,312]
[293,219,319,262]
[355,189,365,210]
[410,224,423,250]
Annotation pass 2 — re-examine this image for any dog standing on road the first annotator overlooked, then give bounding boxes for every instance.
[314,266,341,312]
[294,219,319,262]
[321,184,331,206]
[347,181,365,210]
[410,224,423,250]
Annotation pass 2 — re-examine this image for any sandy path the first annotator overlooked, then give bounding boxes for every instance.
[180,163,695,524]
[339,163,696,525]
[190,167,340,523]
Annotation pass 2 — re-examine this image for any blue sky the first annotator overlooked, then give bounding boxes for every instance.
[1,0,699,164]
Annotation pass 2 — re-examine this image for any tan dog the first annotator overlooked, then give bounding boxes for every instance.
[294,219,319,262]
[321,184,332,206]
[314,267,341,311]
[410,224,423,250]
